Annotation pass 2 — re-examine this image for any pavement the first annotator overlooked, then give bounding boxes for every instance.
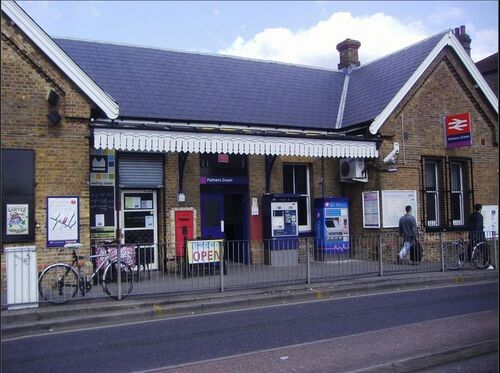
[1,270,498,372]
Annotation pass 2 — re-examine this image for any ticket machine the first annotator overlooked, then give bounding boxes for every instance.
[314,197,350,260]
[263,194,299,266]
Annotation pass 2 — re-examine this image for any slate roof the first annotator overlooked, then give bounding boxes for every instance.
[341,32,446,128]
[54,38,344,130]
[54,31,447,130]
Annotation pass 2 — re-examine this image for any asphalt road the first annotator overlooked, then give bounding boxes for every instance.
[1,283,497,373]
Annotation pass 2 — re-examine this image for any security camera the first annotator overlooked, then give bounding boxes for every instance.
[383,142,400,164]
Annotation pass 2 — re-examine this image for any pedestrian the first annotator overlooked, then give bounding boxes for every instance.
[397,205,419,263]
[467,204,493,269]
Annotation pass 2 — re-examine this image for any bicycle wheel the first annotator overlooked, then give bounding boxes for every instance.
[472,242,490,269]
[39,264,79,304]
[103,260,133,300]
[443,242,466,270]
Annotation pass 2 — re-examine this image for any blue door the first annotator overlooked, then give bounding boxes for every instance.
[201,193,224,239]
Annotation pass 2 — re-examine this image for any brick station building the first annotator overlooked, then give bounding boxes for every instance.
[1,2,498,282]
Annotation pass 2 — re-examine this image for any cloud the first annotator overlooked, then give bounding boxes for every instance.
[219,12,429,68]
[427,7,463,25]
[76,2,103,18]
[18,1,62,24]
[470,28,499,62]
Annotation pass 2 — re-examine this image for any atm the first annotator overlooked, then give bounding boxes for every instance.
[263,194,299,266]
[314,197,350,260]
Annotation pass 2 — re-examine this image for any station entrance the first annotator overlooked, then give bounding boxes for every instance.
[199,154,249,263]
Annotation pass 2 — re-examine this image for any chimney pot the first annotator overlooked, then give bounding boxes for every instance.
[336,38,361,70]
[454,25,471,56]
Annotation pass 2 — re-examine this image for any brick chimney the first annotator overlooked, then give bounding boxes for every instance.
[453,25,471,55]
[336,38,361,70]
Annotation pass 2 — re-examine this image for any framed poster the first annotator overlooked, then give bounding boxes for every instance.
[47,196,80,247]
[382,190,417,228]
[2,196,35,243]
[362,191,380,228]
[482,205,498,239]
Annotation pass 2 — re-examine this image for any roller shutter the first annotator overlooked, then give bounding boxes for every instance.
[118,153,164,188]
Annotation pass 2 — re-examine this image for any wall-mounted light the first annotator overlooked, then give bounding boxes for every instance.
[47,110,62,125]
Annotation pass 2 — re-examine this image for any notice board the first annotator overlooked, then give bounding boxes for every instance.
[382,190,417,228]
[90,185,115,229]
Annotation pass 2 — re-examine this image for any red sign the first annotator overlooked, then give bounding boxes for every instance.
[445,112,472,148]
[217,154,229,163]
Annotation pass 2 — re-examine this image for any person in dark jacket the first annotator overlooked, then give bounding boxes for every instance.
[398,205,420,263]
[468,204,486,262]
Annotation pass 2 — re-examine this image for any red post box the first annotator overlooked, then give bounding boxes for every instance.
[174,210,194,257]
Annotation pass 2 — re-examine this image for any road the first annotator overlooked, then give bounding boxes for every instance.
[1,283,497,373]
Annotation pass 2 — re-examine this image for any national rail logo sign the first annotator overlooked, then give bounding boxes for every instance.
[445,112,472,148]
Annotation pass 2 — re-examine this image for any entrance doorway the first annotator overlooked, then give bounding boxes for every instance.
[200,192,248,263]
[120,190,158,270]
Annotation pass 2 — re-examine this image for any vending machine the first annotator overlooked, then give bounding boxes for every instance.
[263,194,299,266]
[314,197,350,260]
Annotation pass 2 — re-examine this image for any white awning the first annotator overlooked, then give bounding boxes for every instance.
[94,128,378,158]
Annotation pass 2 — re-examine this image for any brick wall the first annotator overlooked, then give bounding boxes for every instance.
[345,48,499,236]
[1,13,94,287]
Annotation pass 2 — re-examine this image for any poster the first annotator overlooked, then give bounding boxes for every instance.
[95,214,105,227]
[47,196,80,247]
[6,204,29,235]
[482,205,498,238]
[382,190,417,228]
[89,149,115,187]
[125,197,141,209]
[362,191,380,228]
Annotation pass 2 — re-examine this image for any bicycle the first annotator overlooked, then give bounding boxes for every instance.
[38,243,133,304]
[443,233,490,270]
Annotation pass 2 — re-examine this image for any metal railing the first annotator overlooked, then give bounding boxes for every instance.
[1,231,497,307]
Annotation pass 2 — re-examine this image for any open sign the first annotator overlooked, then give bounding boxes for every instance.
[187,239,222,264]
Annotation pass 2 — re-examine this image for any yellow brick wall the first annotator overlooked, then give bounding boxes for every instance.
[345,49,498,235]
[1,13,94,286]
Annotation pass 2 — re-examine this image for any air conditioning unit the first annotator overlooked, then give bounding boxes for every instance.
[340,158,367,182]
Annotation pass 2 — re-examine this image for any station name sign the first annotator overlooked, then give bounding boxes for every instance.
[199,176,248,185]
[445,112,472,149]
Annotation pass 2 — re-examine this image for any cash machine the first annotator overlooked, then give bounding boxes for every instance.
[263,194,299,266]
[314,197,350,260]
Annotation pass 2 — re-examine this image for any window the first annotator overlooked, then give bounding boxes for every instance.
[422,157,473,230]
[1,149,36,242]
[424,160,441,227]
[283,164,311,232]
[449,161,467,226]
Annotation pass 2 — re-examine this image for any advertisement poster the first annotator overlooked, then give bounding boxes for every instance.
[47,196,80,247]
[6,204,29,235]
[362,191,380,228]
[382,190,417,228]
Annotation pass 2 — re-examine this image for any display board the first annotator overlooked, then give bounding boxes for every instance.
[90,186,115,229]
[362,191,380,228]
[47,196,79,247]
[382,190,417,228]
[482,205,498,238]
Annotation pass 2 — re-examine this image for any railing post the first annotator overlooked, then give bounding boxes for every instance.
[494,236,498,271]
[220,242,224,292]
[440,232,444,272]
[378,233,383,277]
[117,243,122,300]
[306,238,311,285]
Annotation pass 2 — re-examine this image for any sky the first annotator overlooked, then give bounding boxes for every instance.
[16,1,499,69]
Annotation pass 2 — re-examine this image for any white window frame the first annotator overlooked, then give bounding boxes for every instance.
[283,164,311,232]
[450,162,465,226]
[425,160,440,227]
